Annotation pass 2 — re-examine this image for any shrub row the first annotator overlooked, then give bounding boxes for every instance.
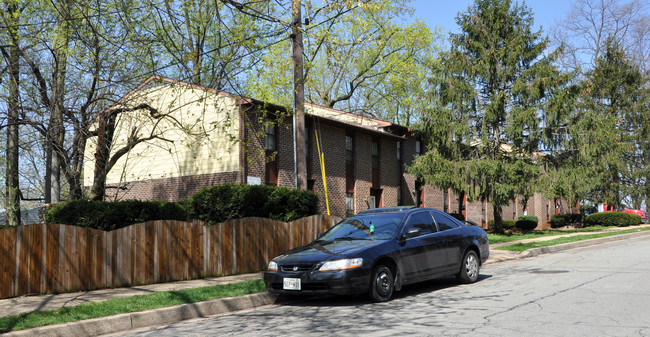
[45,184,320,230]
[189,184,319,224]
[488,215,539,232]
[584,211,642,227]
[45,200,189,231]
[550,214,583,228]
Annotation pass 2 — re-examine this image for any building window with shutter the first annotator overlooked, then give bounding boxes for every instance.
[264,119,276,151]
[397,141,402,160]
[345,135,354,165]
[371,139,379,170]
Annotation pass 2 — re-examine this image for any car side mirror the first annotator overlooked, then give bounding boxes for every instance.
[405,228,421,239]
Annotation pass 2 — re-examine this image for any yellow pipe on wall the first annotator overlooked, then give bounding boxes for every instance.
[314,129,330,216]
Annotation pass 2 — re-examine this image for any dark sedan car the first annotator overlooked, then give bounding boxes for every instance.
[264,207,489,302]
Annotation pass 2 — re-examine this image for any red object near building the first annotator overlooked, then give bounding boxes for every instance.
[621,208,648,223]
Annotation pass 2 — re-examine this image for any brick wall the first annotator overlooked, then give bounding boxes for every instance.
[104,171,241,201]
[311,124,347,217]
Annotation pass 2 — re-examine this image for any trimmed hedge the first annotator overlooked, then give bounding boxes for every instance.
[516,215,538,231]
[488,216,538,232]
[45,200,189,231]
[550,214,583,228]
[585,211,642,227]
[488,219,517,231]
[189,184,319,224]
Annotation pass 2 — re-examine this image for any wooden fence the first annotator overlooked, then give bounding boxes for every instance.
[0,215,340,299]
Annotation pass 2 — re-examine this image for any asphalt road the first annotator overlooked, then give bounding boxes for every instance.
[111,236,650,337]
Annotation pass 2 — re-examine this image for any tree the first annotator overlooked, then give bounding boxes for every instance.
[16,0,157,201]
[551,0,649,74]
[1,0,23,226]
[568,38,648,208]
[143,0,274,90]
[409,0,571,232]
[245,0,441,124]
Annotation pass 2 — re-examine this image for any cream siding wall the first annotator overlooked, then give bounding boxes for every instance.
[84,83,240,188]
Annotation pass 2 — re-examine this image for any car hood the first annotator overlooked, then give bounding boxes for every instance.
[275,239,386,265]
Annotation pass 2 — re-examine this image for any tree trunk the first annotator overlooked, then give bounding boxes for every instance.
[291,0,306,190]
[89,113,116,201]
[4,1,21,226]
[492,204,504,234]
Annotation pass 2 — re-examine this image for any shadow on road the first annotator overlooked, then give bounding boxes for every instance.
[275,274,493,307]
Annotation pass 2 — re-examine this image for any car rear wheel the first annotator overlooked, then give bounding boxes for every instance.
[457,250,479,284]
[369,265,394,302]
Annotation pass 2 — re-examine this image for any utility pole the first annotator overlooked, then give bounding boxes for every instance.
[291,0,307,190]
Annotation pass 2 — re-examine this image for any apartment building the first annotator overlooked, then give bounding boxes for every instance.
[83,76,570,229]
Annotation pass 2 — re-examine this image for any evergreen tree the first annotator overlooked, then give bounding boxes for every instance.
[569,38,648,208]
[409,0,571,232]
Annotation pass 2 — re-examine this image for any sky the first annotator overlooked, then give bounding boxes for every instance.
[407,0,574,37]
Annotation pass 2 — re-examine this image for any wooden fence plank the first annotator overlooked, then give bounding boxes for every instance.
[45,224,58,293]
[135,223,146,284]
[30,224,43,294]
[192,224,201,279]
[221,222,233,276]
[0,227,17,298]
[145,222,154,284]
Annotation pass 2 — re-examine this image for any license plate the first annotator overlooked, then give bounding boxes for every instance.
[283,278,301,291]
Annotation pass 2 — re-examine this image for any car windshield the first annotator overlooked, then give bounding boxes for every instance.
[318,214,404,241]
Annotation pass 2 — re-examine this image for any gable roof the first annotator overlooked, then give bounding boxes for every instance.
[123,76,407,139]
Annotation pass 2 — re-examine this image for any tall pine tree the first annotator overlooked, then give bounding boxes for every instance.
[571,38,648,209]
[409,0,571,232]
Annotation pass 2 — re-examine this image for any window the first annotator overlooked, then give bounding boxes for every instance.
[397,141,402,161]
[345,135,354,165]
[264,120,276,151]
[405,212,436,236]
[371,139,379,170]
[415,140,421,155]
[346,193,354,216]
[433,213,460,231]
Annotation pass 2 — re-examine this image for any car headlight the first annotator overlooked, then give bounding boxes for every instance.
[319,258,363,272]
[268,260,278,271]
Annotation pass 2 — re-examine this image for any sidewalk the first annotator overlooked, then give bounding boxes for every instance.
[3,225,650,336]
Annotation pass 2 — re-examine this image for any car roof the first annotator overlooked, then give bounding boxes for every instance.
[356,206,417,215]
[357,207,450,216]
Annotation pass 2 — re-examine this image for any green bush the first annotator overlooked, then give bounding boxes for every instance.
[516,215,538,231]
[189,184,319,224]
[585,212,642,227]
[550,214,583,228]
[488,219,517,231]
[45,200,189,231]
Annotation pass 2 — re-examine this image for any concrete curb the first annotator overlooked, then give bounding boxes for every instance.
[3,292,277,337]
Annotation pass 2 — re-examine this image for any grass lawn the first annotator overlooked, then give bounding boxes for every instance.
[0,279,266,333]
[488,225,622,244]
[493,226,650,252]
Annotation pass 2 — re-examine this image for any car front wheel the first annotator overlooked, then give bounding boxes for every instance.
[457,250,480,284]
[369,265,394,302]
